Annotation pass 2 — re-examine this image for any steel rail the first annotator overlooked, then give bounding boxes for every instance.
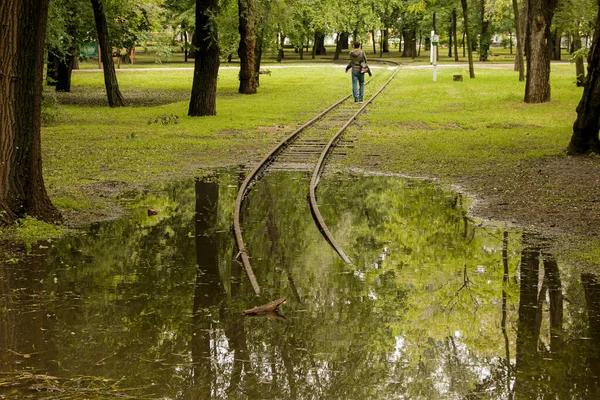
[308,66,401,265]
[233,91,354,296]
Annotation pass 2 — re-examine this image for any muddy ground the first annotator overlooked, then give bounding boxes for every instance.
[446,155,600,265]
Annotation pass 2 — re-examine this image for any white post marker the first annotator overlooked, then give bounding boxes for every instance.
[432,33,439,82]
[430,30,435,65]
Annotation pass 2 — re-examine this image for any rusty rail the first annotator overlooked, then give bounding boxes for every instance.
[308,65,400,265]
[233,92,352,296]
[233,64,398,292]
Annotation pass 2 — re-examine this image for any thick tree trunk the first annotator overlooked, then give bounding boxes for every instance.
[313,31,326,56]
[572,34,585,87]
[189,0,220,116]
[0,0,61,225]
[56,53,75,92]
[567,5,600,155]
[340,32,349,49]
[513,0,526,81]
[524,0,558,103]
[479,0,491,61]
[401,27,415,58]
[238,0,256,94]
[461,0,476,78]
[90,0,125,107]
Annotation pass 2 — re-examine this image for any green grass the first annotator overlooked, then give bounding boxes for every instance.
[345,63,580,177]
[43,66,352,197]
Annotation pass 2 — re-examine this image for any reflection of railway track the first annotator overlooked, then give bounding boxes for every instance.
[234,64,400,295]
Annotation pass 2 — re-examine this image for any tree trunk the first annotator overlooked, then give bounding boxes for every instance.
[513,0,526,81]
[55,53,75,92]
[238,0,256,94]
[184,30,188,63]
[566,5,600,155]
[277,31,285,62]
[401,27,415,58]
[188,0,220,116]
[313,31,326,56]
[340,32,349,49]
[371,29,377,54]
[254,27,263,87]
[0,0,61,225]
[552,28,562,60]
[524,0,558,103]
[46,50,59,86]
[334,32,342,60]
[461,0,476,78]
[56,3,78,93]
[572,33,585,87]
[448,17,453,58]
[90,0,125,107]
[479,0,491,61]
[453,9,459,61]
[382,29,389,52]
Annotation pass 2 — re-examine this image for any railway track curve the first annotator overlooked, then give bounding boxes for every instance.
[233,63,400,296]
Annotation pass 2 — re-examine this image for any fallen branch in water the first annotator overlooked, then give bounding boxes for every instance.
[242,298,286,316]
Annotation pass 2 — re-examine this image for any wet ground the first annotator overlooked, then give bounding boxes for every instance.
[1,168,600,399]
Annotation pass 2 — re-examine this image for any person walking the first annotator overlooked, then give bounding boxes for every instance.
[347,41,367,103]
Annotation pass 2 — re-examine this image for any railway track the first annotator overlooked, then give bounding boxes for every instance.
[233,64,400,296]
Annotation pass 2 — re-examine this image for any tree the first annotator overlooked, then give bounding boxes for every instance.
[513,0,526,81]
[461,0,476,78]
[524,0,559,103]
[188,0,220,116]
[566,0,600,155]
[238,0,257,93]
[479,0,491,61]
[0,0,61,225]
[91,0,125,107]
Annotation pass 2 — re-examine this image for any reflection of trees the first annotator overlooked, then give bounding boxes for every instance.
[582,273,600,397]
[514,234,570,398]
[0,248,58,384]
[5,171,600,398]
[190,176,224,397]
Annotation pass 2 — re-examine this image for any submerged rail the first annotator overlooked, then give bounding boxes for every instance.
[233,64,398,292]
[308,65,400,265]
[233,91,353,296]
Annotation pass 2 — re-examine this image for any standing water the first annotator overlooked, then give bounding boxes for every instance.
[1,168,599,399]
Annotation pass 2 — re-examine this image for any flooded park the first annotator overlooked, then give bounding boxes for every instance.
[2,168,599,398]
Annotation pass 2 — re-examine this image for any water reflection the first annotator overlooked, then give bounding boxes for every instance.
[0,168,599,398]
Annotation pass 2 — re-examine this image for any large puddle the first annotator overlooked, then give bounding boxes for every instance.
[1,168,600,399]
